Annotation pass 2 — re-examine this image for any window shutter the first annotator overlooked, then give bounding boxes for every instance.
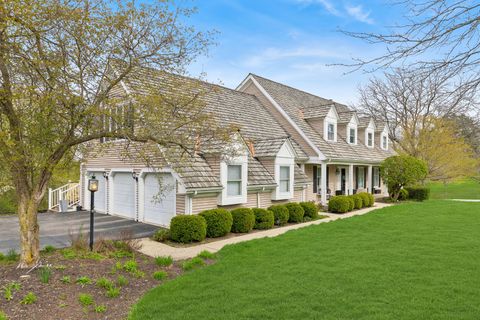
[326,167,329,190]
[313,166,318,194]
[355,167,358,189]
[364,167,367,190]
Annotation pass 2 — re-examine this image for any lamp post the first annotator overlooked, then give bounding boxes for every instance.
[88,175,99,251]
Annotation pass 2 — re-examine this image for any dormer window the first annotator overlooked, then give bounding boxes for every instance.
[348,127,356,144]
[327,123,335,141]
[279,166,290,192]
[367,132,373,147]
[227,165,242,196]
[382,134,388,150]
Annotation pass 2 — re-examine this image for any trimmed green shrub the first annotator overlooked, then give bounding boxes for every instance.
[170,215,207,243]
[268,205,289,226]
[252,208,274,230]
[368,193,375,207]
[346,197,355,211]
[300,202,318,219]
[152,229,170,242]
[328,195,351,213]
[285,203,304,223]
[358,193,371,207]
[199,209,233,238]
[405,186,430,201]
[350,195,363,209]
[230,208,255,233]
[398,188,409,201]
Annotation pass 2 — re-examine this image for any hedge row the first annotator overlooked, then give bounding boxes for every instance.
[168,201,320,243]
[328,192,375,213]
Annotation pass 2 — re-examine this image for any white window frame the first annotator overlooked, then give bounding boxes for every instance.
[279,166,290,192]
[327,122,335,141]
[348,126,357,145]
[357,167,365,189]
[373,167,380,188]
[227,165,242,196]
[381,134,388,150]
[219,155,248,205]
[272,142,295,200]
[366,130,374,148]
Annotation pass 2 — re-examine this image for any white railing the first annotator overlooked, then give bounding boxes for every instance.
[48,182,80,211]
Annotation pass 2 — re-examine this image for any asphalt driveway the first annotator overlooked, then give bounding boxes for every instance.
[0,211,158,254]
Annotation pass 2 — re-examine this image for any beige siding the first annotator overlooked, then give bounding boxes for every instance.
[176,194,186,214]
[241,81,317,157]
[304,164,317,202]
[358,129,366,145]
[328,165,336,192]
[191,195,218,214]
[293,190,303,202]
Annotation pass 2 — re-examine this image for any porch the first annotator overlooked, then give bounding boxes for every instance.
[304,163,387,204]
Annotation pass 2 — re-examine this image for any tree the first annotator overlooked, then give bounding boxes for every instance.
[380,155,428,201]
[0,0,222,268]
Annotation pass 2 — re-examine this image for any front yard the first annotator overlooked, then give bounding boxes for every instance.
[428,178,480,200]
[130,200,480,319]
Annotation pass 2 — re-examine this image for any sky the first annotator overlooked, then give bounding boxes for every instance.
[182,0,406,106]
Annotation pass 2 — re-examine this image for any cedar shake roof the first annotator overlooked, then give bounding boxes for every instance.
[358,116,373,128]
[302,105,332,119]
[337,111,357,124]
[249,74,395,162]
[248,157,277,186]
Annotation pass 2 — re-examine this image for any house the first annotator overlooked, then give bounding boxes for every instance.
[78,67,393,227]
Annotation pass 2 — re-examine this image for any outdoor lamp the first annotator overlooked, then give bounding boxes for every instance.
[132,171,139,181]
[88,176,99,192]
[103,171,109,179]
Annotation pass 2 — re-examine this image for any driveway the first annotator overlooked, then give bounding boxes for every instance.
[0,211,159,254]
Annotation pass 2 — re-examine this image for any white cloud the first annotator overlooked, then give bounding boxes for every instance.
[295,0,340,16]
[345,4,374,24]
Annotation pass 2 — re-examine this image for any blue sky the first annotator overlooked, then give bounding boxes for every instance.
[184,0,405,105]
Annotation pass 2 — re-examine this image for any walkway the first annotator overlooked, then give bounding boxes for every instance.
[139,202,392,260]
[450,199,480,202]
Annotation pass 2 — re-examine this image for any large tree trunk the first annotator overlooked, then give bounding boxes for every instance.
[17,196,41,268]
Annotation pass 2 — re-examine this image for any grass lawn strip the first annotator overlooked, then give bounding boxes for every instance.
[130,200,480,320]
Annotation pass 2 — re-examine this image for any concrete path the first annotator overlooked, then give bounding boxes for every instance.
[139,202,392,260]
[0,211,158,254]
[449,199,480,202]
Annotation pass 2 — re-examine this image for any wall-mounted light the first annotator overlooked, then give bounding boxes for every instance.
[103,171,109,180]
[132,171,139,181]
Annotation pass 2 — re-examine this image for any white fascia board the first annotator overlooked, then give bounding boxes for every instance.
[238,75,326,161]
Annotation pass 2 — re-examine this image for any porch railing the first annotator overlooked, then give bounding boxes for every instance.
[48,182,80,211]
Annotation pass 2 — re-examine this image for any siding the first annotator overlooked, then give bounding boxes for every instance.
[191,195,218,214]
[176,194,186,214]
[293,190,303,202]
[242,81,317,157]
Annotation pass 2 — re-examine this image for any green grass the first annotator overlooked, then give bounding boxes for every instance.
[130,200,480,320]
[428,178,480,199]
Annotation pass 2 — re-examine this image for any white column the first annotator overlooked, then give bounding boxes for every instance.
[348,164,354,195]
[320,162,327,205]
[367,165,373,193]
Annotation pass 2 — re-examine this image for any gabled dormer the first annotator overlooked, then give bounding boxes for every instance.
[358,117,376,148]
[375,122,389,150]
[338,112,359,145]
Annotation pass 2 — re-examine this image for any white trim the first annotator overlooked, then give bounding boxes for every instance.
[219,155,248,205]
[238,75,326,160]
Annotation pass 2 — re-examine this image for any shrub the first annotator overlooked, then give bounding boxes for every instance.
[300,202,318,219]
[94,305,107,313]
[350,195,363,209]
[197,250,216,260]
[20,292,37,305]
[252,208,274,230]
[268,205,289,226]
[106,287,120,298]
[123,260,138,273]
[0,253,4,261]
[96,277,113,290]
[38,266,52,284]
[346,197,355,211]
[368,193,375,207]
[152,229,170,242]
[199,209,233,238]
[5,249,18,262]
[153,271,167,281]
[155,256,173,267]
[78,293,94,306]
[117,275,128,287]
[230,208,255,233]
[328,196,351,213]
[358,193,371,208]
[61,248,76,259]
[0,310,7,320]
[285,203,304,223]
[42,245,56,253]
[75,276,92,287]
[405,186,430,201]
[170,215,207,243]
[398,188,409,201]
[182,257,205,271]
[61,276,71,284]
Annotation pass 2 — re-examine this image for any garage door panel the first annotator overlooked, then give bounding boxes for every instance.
[112,173,136,219]
[144,173,176,226]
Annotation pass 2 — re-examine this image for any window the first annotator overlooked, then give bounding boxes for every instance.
[357,167,365,188]
[316,166,321,192]
[373,167,380,187]
[279,166,290,192]
[367,132,373,147]
[327,123,335,141]
[349,127,356,144]
[102,104,134,142]
[227,165,242,196]
[382,135,388,149]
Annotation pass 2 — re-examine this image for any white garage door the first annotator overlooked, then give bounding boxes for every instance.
[85,172,106,213]
[143,173,176,226]
[112,173,136,220]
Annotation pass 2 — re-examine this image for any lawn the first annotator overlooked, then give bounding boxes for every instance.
[130,200,480,320]
[428,178,480,199]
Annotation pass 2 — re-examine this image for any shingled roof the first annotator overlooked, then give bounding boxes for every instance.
[248,74,395,163]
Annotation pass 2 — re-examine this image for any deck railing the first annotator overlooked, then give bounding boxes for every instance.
[48,182,80,211]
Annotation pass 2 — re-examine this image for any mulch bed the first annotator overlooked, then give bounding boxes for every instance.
[0,248,188,320]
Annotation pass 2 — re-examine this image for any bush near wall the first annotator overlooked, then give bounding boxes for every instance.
[199,209,233,238]
[300,202,318,219]
[398,189,409,201]
[285,203,304,223]
[328,196,352,213]
[230,208,255,233]
[252,208,274,230]
[268,205,289,226]
[170,215,207,243]
[346,196,355,211]
[368,193,375,207]
[350,195,363,209]
[358,193,372,207]
[405,186,430,201]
